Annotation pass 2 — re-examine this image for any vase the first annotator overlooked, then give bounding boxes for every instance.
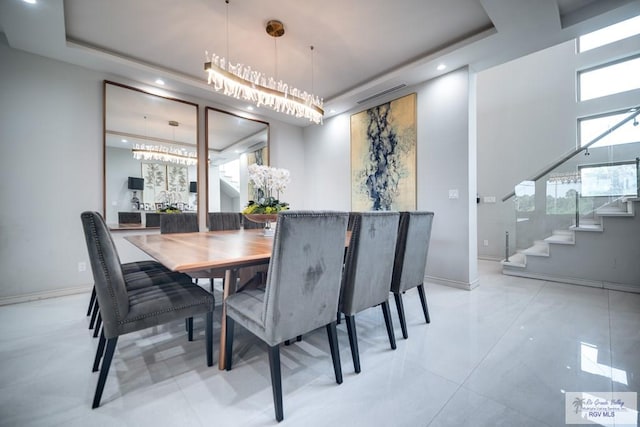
[243,214,279,236]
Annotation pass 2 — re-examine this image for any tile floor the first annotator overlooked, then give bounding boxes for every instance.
[0,260,638,426]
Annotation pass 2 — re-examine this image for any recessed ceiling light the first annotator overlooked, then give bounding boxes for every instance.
[121,139,128,143]
[247,106,254,111]
[437,64,447,71]
[22,0,37,4]
[155,79,165,85]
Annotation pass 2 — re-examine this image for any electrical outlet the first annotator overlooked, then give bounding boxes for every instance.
[448,189,459,199]
[483,240,489,246]
[78,262,87,272]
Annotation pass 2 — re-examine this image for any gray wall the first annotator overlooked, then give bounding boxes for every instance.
[476,35,640,260]
[0,38,303,301]
[477,41,578,260]
[304,67,478,288]
[2,37,488,299]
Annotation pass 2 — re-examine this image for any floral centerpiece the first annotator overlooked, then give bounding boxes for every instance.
[242,164,291,215]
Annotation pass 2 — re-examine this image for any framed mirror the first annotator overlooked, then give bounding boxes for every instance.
[104,81,199,227]
[205,107,269,213]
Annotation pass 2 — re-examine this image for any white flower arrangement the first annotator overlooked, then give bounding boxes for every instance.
[243,164,291,214]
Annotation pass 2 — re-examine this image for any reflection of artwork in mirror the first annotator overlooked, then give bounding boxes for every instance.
[104,81,199,225]
[205,107,269,214]
[142,163,166,206]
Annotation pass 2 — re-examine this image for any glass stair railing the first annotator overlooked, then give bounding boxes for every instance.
[502,106,640,265]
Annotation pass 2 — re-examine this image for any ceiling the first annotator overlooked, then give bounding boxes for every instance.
[1,0,639,126]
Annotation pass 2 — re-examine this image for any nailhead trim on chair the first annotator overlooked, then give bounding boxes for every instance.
[119,300,212,324]
[87,214,123,322]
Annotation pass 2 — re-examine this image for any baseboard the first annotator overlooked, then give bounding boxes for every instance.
[425,275,479,291]
[478,255,502,262]
[604,281,640,294]
[502,270,640,294]
[0,285,91,306]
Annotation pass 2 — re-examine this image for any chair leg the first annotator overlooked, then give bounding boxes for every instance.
[87,287,96,316]
[187,317,194,341]
[205,311,213,367]
[89,300,99,329]
[381,301,397,350]
[394,292,408,339]
[344,315,361,374]
[93,328,106,372]
[224,316,235,371]
[284,335,302,346]
[325,321,343,384]
[417,284,431,324]
[93,313,102,338]
[92,337,118,409]
[268,345,284,422]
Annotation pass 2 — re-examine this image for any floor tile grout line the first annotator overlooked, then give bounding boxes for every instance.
[457,279,548,388]
[427,277,550,426]
[607,290,615,396]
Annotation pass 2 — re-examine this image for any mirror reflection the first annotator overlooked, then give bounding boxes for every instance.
[104,82,199,227]
[206,107,269,213]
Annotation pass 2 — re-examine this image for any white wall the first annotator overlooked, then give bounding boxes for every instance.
[304,68,478,288]
[0,38,305,301]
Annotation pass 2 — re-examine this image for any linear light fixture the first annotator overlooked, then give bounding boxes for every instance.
[132,144,198,166]
[204,3,323,124]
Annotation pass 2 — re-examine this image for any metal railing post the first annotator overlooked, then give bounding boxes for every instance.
[636,157,640,198]
[505,231,510,262]
[575,191,580,228]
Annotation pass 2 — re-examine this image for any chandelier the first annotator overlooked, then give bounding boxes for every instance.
[204,3,323,124]
[132,144,198,166]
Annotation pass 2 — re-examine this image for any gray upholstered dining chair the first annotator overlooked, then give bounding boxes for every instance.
[241,214,264,229]
[207,212,242,231]
[81,211,214,409]
[206,212,242,289]
[339,211,399,373]
[224,211,348,422]
[391,211,435,339]
[160,212,205,290]
[87,260,180,334]
[159,212,199,234]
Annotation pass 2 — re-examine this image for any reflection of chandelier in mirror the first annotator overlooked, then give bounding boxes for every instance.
[132,144,198,166]
[204,1,323,124]
[132,119,197,165]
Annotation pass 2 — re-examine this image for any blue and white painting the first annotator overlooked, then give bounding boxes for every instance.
[351,93,416,211]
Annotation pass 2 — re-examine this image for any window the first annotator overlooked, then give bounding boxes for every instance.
[579,15,640,52]
[579,162,638,197]
[578,56,640,101]
[579,110,640,148]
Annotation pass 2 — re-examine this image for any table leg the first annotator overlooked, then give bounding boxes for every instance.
[219,268,239,370]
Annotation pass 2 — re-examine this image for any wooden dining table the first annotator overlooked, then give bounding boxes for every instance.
[125,228,274,369]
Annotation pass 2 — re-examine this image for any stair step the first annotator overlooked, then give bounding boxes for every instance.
[544,233,575,245]
[596,208,633,217]
[570,224,604,232]
[501,252,526,268]
[521,241,549,257]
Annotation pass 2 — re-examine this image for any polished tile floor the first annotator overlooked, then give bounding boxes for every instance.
[1,261,638,426]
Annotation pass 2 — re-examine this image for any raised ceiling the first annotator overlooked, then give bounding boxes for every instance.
[1,0,639,125]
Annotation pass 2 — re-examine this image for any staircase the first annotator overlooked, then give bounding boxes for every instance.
[502,198,640,292]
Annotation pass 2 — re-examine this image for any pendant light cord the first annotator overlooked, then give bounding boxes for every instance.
[225,0,230,64]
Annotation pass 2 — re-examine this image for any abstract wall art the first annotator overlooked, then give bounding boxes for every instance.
[350,93,417,211]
